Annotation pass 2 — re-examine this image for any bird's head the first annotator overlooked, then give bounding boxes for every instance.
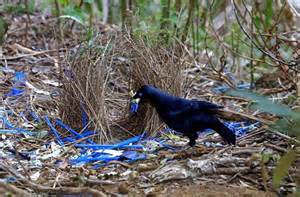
[129,85,154,113]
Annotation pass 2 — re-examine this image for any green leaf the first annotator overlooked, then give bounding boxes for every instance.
[228,90,297,118]
[254,15,261,29]
[61,5,87,26]
[265,0,273,29]
[0,17,8,45]
[59,15,85,26]
[273,149,296,188]
[84,0,94,4]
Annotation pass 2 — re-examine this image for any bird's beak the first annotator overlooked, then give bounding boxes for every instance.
[129,90,140,104]
[129,90,136,97]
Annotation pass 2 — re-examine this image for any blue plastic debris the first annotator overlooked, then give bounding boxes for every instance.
[0,116,33,136]
[70,154,120,165]
[75,144,144,150]
[43,116,64,146]
[224,121,260,137]
[213,83,250,93]
[14,71,26,85]
[6,87,24,97]
[0,129,25,134]
[81,131,96,137]
[121,151,147,161]
[115,135,141,147]
[55,119,94,144]
[29,111,41,123]
[130,102,139,113]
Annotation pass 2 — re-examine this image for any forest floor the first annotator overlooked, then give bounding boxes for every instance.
[0,14,298,196]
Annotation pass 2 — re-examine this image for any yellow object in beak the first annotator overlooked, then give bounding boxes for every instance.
[132,98,141,104]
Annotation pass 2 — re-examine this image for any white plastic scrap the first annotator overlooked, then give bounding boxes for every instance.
[25,81,51,95]
[30,171,40,181]
[143,140,162,152]
[37,142,64,160]
[187,158,216,174]
[150,162,190,183]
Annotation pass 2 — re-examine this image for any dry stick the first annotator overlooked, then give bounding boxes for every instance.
[217,109,272,125]
[238,127,267,142]
[0,49,65,60]
[0,163,106,197]
[0,182,31,196]
[231,0,296,68]
[266,128,300,144]
[265,143,288,153]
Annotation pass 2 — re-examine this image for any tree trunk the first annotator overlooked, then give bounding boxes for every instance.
[160,0,171,43]
[181,0,195,42]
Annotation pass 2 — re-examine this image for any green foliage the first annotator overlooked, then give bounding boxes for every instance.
[0,17,8,45]
[1,0,36,15]
[228,90,299,189]
[60,5,86,25]
[228,90,300,120]
[272,149,297,188]
[264,0,273,29]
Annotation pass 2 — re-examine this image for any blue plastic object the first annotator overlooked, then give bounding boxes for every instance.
[6,87,24,97]
[130,102,139,113]
[55,119,94,144]
[75,144,144,150]
[30,111,41,123]
[121,151,147,161]
[0,117,33,135]
[14,71,26,85]
[213,83,251,93]
[224,121,260,137]
[43,116,64,146]
[70,154,120,164]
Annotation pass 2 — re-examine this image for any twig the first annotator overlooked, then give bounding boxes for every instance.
[0,182,31,196]
[0,163,106,196]
[216,109,272,125]
[266,128,300,144]
[265,143,288,153]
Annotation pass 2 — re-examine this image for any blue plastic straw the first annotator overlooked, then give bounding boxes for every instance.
[14,71,26,84]
[71,155,120,164]
[6,88,24,97]
[0,129,25,134]
[55,119,94,144]
[30,111,41,123]
[0,117,33,136]
[44,116,64,146]
[130,102,139,113]
[75,144,144,150]
[115,135,141,147]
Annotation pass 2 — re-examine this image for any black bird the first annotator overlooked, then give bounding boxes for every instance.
[131,85,236,146]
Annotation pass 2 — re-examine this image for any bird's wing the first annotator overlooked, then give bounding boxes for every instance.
[189,100,223,111]
[166,100,223,117]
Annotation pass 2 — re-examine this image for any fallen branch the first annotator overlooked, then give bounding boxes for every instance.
[0,182,31,196]
[0,163,106,197]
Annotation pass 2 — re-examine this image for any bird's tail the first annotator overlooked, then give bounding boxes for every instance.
[214,121,236,145]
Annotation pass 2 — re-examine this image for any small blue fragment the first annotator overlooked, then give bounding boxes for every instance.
[14,71,26,83]
[6,88,24,97]
[122,151,147,161]
[130,102,139,113]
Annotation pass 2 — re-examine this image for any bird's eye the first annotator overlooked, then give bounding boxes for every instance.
[138,93,143,97]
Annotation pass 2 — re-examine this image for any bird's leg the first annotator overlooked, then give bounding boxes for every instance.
[187,132,198,147]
